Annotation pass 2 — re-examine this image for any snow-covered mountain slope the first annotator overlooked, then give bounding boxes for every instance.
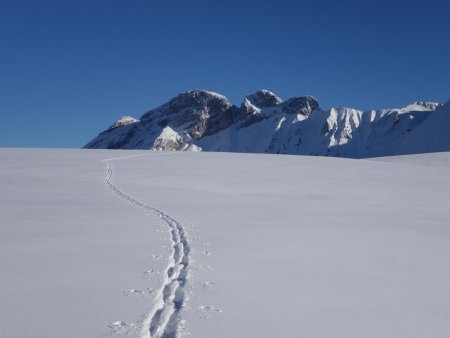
[2,148,450,338]
[399,100,450,154]
[85,90,236,150]
[85,90,448,158]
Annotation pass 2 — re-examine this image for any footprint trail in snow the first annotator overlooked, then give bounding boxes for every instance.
[104,156,191,338]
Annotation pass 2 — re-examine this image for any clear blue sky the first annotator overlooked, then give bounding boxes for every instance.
[1,0,449,148]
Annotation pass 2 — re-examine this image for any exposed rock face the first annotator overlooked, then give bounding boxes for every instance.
[84,90,238,150]
[84,89,449,158]
[281,96,320,115]
[415,101,442,110]
[152,127,203,151]
[235,91,319,128]
[151,126,186,151]
[140,90,234,139]
[236,98,264,129]
[403,101,443,111]
[244,90,282,108]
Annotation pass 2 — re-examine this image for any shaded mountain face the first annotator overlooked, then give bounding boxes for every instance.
[85,90,237,149]
[84,90,448,158]
[140,90,234,139]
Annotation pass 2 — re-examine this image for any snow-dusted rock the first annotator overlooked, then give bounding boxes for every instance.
[401,101,443,112]
[151,126,185,151]
[84,90,237,150]
[280,95,320,115]
[236,98,264,129]
[140,89,234,139]
[108,116,138,129]
[85,89,450,158]
[244,89,282,108]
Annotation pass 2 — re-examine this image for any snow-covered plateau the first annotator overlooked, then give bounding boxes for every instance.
[1,148,450,338]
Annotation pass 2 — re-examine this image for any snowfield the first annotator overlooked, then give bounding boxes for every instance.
[1,148,450,338]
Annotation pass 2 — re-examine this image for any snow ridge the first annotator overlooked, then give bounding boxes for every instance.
[103,156,191,338]
[85,90,450,157]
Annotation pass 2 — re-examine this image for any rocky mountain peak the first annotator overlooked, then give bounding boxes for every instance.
[413,101,442,111]
[281,96,320,115]
[85,90,449,157]
[244,90,283,109]
[240,98,261,113]
[108,116,138,130]
[141,90,231,121]
[173,90,231,109]
[139,89,234,139]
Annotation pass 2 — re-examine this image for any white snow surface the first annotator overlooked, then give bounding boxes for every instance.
[1,148,450,338]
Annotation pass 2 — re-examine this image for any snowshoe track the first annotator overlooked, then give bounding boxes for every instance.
[104,157,190,338]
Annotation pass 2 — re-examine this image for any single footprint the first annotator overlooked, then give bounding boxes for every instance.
[201,281,216,290]
[124,288,156,297]
[123,289,145,296]
[150,254,166,260]
[108,320,133,333]
[197,305,223,320]
[193,264,212,271]
[109,320,127,329]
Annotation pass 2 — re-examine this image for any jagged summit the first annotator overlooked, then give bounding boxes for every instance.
[84,90,449,158]
[402,101,443,111]
[139,89,233,139]
[140,89,231,122]
[244,90,282,108]
[281,96,320,115]
[236,91,320,128]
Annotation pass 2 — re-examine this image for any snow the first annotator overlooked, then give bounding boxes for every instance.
[0,149,166,338]
[109,116,139,129]
[1,148,450,338]
[184,144,202,152]
[190,103,446,157]
[371,152,450,167]
[188,89,228,102]
[244,90,283,108]
[241,98,262,114]
[401,101,442,112]
[85,91,450,158]
[157,126,180,140]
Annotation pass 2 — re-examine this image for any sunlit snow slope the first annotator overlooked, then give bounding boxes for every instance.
[1,148,450,338]
[85,90,450,158]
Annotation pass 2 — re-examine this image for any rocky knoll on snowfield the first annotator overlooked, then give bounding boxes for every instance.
[84,89,449,158]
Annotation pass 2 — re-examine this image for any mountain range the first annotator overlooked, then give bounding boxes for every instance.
[84,90,450,158]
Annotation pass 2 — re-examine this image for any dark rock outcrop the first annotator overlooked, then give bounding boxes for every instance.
[140,90,234,139]
[84,89,448,158]
[244,90,282,108]
[281,96,320,115]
